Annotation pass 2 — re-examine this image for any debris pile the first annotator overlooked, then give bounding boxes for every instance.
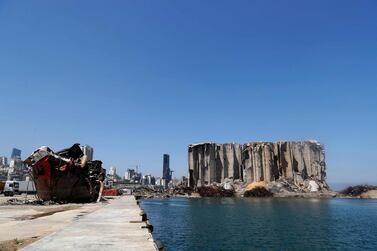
[24,144,105,203]
[244,187,273,197]
[133,187,171,199]
[245,181,267,191]
[131,185,197,199]
[243,181,272,197]
[133,187,157,198]
[340,185,377,197]
[172,185,194,196]
[197,185,234,197]
[4,198,57,206]
[265,178,329,193]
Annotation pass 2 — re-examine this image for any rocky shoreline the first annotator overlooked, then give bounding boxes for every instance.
[337,185,377,199]
[134,183,377,200]
[136,191,375,200]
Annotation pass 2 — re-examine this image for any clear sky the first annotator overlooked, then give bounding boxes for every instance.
[0,1,376,188]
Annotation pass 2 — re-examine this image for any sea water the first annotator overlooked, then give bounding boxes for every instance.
[140,197,377,251]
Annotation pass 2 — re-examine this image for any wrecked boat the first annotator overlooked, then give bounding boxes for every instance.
[24,144,105,203]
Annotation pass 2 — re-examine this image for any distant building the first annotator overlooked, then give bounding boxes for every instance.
[106,166,122,185]
[133,172,142,183]
[150,176,156,185]
[108,166,117,176]
[0,156,9,181]
[141,175,148,186]
[162,154,172,188]
[11,148,21,160]
[124,168,142,183]
[142,174,155,186]
[81,145,93,161]
[125,169,135,181]
[0,156,7,166]
[8,158,26,181]
[178,176,188,187]
[155,177,163,187]
[162,179,168,188]
[1,149,26,181]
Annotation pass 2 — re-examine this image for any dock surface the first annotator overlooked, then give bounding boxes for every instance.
[22,196,157,251]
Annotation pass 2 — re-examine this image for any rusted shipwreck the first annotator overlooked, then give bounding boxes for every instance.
[24,144,105,203]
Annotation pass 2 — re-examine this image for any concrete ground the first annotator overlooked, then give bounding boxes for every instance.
[0,194,104,250]
[22,196,156,251]
[0,195,156,251]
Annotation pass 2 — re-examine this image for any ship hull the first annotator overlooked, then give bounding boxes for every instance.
[32,156,100,202]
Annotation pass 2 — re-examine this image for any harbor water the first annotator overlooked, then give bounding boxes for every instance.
[140,197,377,251]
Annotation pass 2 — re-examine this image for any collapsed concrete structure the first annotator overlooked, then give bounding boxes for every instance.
[188,141,327,192]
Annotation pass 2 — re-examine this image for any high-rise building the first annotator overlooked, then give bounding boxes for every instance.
[162,154,172,187]
[11,148,21,160]
[81,145,94,161]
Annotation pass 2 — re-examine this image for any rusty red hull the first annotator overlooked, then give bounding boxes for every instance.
[32,156,100,202]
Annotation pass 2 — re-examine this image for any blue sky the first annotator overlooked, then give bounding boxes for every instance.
[0,1,376,188]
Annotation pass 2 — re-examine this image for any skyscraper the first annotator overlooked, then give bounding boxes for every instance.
[162,154,171,184]
[11,148,21,160]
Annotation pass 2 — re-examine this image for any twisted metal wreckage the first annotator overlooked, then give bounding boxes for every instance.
[24,144,106,203]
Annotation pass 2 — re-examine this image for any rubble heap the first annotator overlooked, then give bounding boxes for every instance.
[24,144,105,203]
[244,187,273,197]
[197,185,234,197]
[340,185,377,197]
[188,141,329,195]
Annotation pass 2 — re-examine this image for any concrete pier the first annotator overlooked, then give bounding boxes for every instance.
[22,196,157,251]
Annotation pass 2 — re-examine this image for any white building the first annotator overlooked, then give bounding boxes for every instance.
[0,156,8,166]
[109,166,117,176]
[81,145,94,161]
[155,177,163,186]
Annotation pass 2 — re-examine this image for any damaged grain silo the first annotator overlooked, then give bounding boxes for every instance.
[188,141,327,190]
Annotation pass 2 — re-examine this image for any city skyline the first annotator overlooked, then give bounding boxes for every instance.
[1,1,377,188]
[0,147,176,180]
